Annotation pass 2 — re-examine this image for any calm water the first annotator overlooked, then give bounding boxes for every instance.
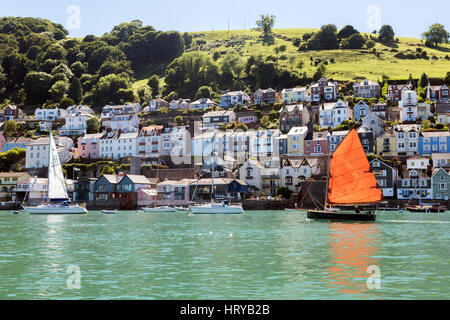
[0,210,449,300]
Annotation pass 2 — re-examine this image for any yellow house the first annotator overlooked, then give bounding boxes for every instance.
[376,129,397,156]
[287,127,309,155]
[417,103,432,121]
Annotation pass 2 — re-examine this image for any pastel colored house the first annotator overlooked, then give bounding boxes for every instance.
[280,157,320,192]
[416,103,432,121]
[431,168,449,200]
[58,111,92,136]
[370,159,397,198]
[304,131,328,156]
[281,87,307,104]
[310,78,338,102]
[93,175,122,203]
[0,105,20,121]
[397,156,432,200]
[353,100,370,121]
[220,91,251,108]
[287,126,309,155]
[169,98,191,110]
[25,137,71,169]
[427,84,450,102]
[376,129,397,156]
[254,88,279,105]
[101,113,140,133]
[153,179,192,207]
[77,133,105,159]
[432,153,450,170]
[353,79,380,98]
[117,175,152,208]
[436,103,450,124]
[2,137,33,152]
[146,98,169,112]
[279,104,310,132]
[419,131,450,155]
[0,172,31,203]
[251,129,281,160]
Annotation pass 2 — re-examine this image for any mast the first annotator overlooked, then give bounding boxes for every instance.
[211,131,216,205]
[324,138,331,209]
[47,129,52,203]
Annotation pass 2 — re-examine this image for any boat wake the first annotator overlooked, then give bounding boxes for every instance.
[381,220,450,224]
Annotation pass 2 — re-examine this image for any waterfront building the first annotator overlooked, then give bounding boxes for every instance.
[25,137,71,168]
[99,132,138,159]
[239,159,280,197]
[431,168,449,200]
[397,156,432,200]
[280,157,320,192]
[370,159,397,198]
[0,172,30,203]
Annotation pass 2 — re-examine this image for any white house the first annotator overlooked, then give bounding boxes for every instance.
[353,79,380,98]
[137,126,163,156]
[394,124,419,156]
[169,98,191,110]
[34,108,62,131]
[190,98,218,110]
[310,78,338,102]
[99,132,138,159]
[399,90,418,122]
[58,111,92,136]
[239,159,280,196]
[25,137,71,169]
[220,91,252,108]
[101,113,140,133]
[319,99,351,128]
[397,156,432,200]
[280,158,320,192]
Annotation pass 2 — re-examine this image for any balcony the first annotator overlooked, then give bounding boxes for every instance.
[245,176,253,180]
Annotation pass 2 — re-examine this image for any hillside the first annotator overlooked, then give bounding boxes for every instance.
[186,28,450,81]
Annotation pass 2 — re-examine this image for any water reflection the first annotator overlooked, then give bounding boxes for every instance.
[325,222,381,297]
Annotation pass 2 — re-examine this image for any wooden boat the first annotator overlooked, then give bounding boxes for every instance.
[306,129,383,222]
[405,204,446,213]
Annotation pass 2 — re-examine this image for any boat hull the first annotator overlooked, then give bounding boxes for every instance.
[405,206,446,213]
[102,210,118,214]
[189,205,244,215]
[307,210,376,221]
[142,207,178,213]
[24,205,87,215]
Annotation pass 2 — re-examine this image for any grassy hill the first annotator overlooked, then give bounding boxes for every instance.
[133,28,450,90]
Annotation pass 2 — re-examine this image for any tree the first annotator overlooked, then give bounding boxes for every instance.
[174,115,184,126]
[343,33,366,49]
[60,97,75,109]
[306,24,339,50]
[24,72,53,104]
[49,80,69,102]
[338,25,359,40]
[137,85,152,104]
[68,77,82,104]
[419,72,429,88]
[445,71,450,86]
[3,120,18,136]
[100,165,115,175]
[422,23,450,47]
[313,63,327,82]
[86,116,100,133]
[277,187,293,199]
[378,25,395,42]
[256,14,276,45]
[147,75,160,97]
[195,86,213,100]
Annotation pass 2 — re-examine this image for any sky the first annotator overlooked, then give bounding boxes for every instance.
[1,0,449,39]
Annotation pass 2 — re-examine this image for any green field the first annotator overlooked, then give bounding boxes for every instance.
[132,28,450,91]
[190,28,450,80]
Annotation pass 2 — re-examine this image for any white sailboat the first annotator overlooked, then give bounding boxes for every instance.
[189,131,244,215]
[24,133,87,215]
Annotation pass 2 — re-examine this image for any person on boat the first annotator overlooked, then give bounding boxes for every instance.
[354,205,360,213]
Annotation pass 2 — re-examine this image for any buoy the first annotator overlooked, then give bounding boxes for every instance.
[12,211,19,215]
[229,233,233,237]
[209,232,213,235]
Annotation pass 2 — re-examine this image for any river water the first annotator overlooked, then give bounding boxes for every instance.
[0,210,448,300]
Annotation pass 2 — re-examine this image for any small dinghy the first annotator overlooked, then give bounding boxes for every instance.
[102,209,118,214]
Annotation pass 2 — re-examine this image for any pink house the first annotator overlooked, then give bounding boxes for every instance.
[304,132,328,156]
[0,131,5,152]
[77,133,104,159]
[237,111,258,124]
[156,179,192,207]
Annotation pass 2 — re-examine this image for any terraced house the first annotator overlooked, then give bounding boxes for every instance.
[310,78,338,102]
[431,168,449,200]
[254,88,279,105]
[280,158,320,192]
[419,131,450,155]
[397,156,432,200]
[353,79,380,98]
[281,87,307,104]
[376,129,397,156]
[318,100,351,128]
[220,91,251,108]
[279,104,310,132]
[394,124,419,156]
[370,159,397,198]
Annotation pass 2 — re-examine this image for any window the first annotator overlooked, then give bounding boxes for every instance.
[438,183,446,190]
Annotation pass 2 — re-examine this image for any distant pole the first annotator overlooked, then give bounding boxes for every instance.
[228,19,230,38]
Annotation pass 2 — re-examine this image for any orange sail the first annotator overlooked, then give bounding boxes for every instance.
[328,129,383,205]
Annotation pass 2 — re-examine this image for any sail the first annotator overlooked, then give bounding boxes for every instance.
[328,129,382,205]
[47,133,69,201]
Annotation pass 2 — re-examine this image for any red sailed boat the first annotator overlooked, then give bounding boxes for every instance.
[307,129,383,221]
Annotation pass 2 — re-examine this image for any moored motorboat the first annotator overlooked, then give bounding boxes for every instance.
[189,201,244,215]
[405,204,446,213]
[102,209,118,214]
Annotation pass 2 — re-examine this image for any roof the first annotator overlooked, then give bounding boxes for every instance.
[159,178,193,186]
[388,83,413,90]
[125,175,150,184]
[82,133,104,140]
[421,131,450,138]
[102,175,124,184]
[118,132,138,139]
[282,87,307,93]
[280,104,305,113]
[222,91,248,97]
[432,167,449,177]
[191,98,217,105]
[431,153,450,161]
[282,158,319,168]
[287,126,308,136]
[395,124,419,132]
[237,110,257,117]
[436,103,450,114]
[0,172,30,178]
[202,110,235,118]
[354,79,379,87]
